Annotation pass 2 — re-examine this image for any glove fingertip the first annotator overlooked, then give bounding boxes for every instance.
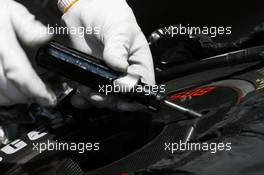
[35,90,57,107]
[114,74,139,92]
[103,45,129,72]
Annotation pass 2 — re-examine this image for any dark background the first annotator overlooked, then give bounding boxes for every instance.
[127,0,264,42]
[19,0,264,42]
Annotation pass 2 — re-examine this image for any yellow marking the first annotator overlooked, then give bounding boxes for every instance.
[64,0,78,13]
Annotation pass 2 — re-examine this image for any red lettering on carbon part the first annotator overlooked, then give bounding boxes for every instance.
[167,86,217,101]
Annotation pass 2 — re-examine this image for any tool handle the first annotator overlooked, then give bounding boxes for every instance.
[36,42,162,110]
[36,42,120,90]
[36,42,204,117]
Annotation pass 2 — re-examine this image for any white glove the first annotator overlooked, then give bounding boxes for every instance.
[59,0,155,111]
[0,0,56,106]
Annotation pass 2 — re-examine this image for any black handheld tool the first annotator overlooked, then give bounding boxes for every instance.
[36,42,202,118]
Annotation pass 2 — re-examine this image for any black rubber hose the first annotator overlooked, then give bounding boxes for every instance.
[156,45,264,82]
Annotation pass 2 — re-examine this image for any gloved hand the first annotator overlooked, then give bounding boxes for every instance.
[59,0,155,111]
[0,0,56,106]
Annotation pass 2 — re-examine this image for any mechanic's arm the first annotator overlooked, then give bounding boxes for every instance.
[0,0,56,106]
[57,0,156,111]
